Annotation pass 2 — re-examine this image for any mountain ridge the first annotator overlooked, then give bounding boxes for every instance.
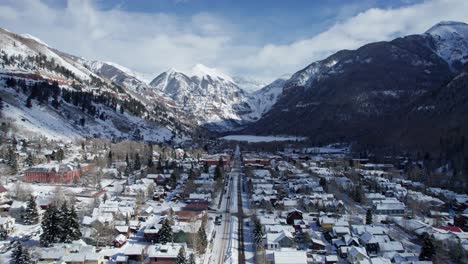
[244,21,468,151]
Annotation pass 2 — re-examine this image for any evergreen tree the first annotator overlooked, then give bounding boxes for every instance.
[157,218,173,244]
[23,195,39,225]
[7,146,17,173]
[157,157,164,173]
[56,148,64,162]
[134,153,141,170]
[0,226,7,240]
[253,219,264,248]
[58,202,69,242]
[147,157,154,168]
[18,246,31,264]
[51,97,60,109]
[197,225,208,254]
[214,161,223,181]
[10,242,31,264]
[0,96,3,117]
[169,172,177,189]
[366,209,373,225]
[125,153,130,166]
[188,253,196,264]
[176,247,187,264]
[25,96,32,108]
[67,205,82,242]
[10,243,23,264]
[40,205,60,246]
[24,152,34,167]
[107,151,113,168]
[419,233,435,261]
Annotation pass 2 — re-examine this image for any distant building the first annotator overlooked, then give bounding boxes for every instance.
[372,199,405,216]
[148,243,186,264]
[24,163,92,184]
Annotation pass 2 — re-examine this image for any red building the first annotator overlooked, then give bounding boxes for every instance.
[24,164,82,184]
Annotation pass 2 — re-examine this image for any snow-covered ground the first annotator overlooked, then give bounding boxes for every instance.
[221,135,306,142]
[0,83,176,142]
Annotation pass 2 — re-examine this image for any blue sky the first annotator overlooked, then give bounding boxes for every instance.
[0,0,467,82]
[46,0,421,45]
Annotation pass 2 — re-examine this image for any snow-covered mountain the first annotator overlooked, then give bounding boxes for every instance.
[0,27,284,135]
[149,64,283,131]
[246,79,286,119]
[0,28,194,141]
[84,60,149,92]
[246,21,468,150]
[425,21,468,69]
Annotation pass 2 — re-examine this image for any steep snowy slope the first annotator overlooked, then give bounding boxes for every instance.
[0,28,193,141]
[149,64,254,130]
[0,82,174,141]
[83,60,150,92]
[243,79,286,121]
[425,21,468,68]
[0,28,93,81]
[149,64,286,131]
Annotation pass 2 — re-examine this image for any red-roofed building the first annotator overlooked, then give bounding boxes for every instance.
[435,226,464,233]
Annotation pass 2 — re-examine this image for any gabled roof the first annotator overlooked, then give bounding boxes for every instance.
[348,246,368,258]
[378,241,404,252]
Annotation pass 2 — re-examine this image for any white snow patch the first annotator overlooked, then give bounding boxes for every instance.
[221,135,306,142]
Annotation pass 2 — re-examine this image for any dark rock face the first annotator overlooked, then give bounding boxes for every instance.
[245,26,468,151]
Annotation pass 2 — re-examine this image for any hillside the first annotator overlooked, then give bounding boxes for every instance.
[0,28,194,141]
[245,21,468,152]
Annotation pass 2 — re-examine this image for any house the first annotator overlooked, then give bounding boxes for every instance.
[324,255,338,264]
[286,209,303,225]
[116,255,128,264]
[124,244,145,262]
[359,232,390,255]
[377,241,404,254]
[115,226,131,237]
[62,253,103,264]
[272,250,307,264]
[24,163,81,184]
[147,243,186,264]
[347,246,369,264]
[319,217,338,231]
[36,243,100,264]
[372,199,405,216]
[331,226,350,238]
[310,238,326,251]
[175,210,205,222]
[144,225,160,242]
[36,247,67,263]
[265,230,295,250]
[114,234,127,248]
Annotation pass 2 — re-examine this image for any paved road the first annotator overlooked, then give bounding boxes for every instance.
[209,146,240,264]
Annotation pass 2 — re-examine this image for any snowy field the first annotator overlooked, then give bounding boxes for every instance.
[221,135,306,142]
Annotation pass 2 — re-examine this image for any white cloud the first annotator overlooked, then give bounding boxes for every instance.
[228,0,468,80]
[0,0,467,82]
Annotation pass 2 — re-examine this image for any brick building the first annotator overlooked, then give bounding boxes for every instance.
[24,163,85,184]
